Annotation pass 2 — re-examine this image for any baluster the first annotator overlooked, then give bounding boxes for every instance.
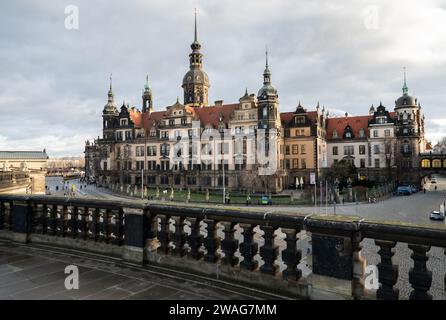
[7,202,13,231]
[157,215,171,254]
[186,217,203,260]
[30,203,40,234]
[0,201,5,230]
[375,240,399,300]
[260,225,278,275]
[79,207,88,240]
[172,217,186,256]
[70,206,78,239]
[239,223,258,271]
[221,221,239,266]
[281,228,302,281]
[408,244,432,300]
[112,209,124,246]
[96,209,104,242]
[49,205,57,236]
[91,208,100,241]
[146,212,158,251]
[203,219,220,263]
[41,204,48,234]
[59,205,69,237]
[103,209,112,243]
[352,231,366,300]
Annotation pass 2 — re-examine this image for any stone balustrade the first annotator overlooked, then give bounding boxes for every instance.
[0,194,445,300]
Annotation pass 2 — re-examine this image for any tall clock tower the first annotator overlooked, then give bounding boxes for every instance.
[182,10,210,107]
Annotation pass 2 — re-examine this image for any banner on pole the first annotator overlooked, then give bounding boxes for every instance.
[310,172,316,185]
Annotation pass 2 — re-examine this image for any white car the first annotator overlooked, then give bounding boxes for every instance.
[431,178,437,184]
[429,211,444,221]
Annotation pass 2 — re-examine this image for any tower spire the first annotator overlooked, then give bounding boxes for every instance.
[402,66,409,96]
[265,45,269,69]
[107,74,114,102]
[262,46,271,85]
[194,8,198,43]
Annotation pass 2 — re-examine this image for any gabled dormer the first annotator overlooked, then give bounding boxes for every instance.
[343,125,354,139]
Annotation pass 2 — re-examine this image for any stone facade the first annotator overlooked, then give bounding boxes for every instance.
[0,150,48,194]
[85,17,428,191]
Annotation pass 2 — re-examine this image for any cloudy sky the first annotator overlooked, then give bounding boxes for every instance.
[1,0,446,157]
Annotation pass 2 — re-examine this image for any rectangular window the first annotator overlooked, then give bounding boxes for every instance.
[360,159,366,168]
[161,131,169,139]
[292,159,298,169]
[136,161,144,170]
[332,146,338,155]
[373,130,378,138]
[161,144,170,156]
[292,145,299,154]
[147,145,157,156]
[300,145,306,154]
[285,159,290,169]
[301,159,306,169]
[147,176,156,184]
[285,145,290,155]
[374,158,380,168]
[359,145,366,155]
[136,146,144,157]
[385,129,390,137]
[344,146,354,156]
[373,145,380,155]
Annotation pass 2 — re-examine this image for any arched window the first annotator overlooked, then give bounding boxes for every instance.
[421,159,431,168]
[433,159,442,168]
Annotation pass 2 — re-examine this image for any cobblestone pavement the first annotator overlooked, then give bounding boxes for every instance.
[0,241,284,300]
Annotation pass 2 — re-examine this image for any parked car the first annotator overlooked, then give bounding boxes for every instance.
[261,196,273,205]
[410,185,419,193]
[431,178,437,184]
[429,211,444,221]
[396,185,412,196]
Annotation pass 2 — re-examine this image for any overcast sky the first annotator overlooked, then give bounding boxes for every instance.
[1,0,446,157]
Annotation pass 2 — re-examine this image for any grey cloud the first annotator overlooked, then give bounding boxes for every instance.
[1,0,446,157]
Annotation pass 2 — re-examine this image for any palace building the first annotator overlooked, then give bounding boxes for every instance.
[85,14,428,193]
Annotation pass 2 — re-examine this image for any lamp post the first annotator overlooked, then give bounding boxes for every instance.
[222,151,225,204]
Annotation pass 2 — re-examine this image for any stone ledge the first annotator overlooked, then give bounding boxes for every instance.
[145,251,309,299]
[29,234,123,258]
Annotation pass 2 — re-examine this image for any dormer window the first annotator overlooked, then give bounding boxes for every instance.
[359,128,365,138]
[295,116,305,124]
[377,117,386,124]
[345,132,352,138]
[333,130,338,139]
[120,119,128,126]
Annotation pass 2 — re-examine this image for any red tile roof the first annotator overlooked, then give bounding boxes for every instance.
[326,115,371,140]
[194,104,238,128]
[280,112,294,124]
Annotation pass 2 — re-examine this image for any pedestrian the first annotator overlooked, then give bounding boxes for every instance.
[423,188,426,194]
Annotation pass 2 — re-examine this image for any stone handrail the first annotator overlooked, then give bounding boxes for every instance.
[0,194,445,300]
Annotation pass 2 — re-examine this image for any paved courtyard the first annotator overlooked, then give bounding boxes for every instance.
[0,241,282,300]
